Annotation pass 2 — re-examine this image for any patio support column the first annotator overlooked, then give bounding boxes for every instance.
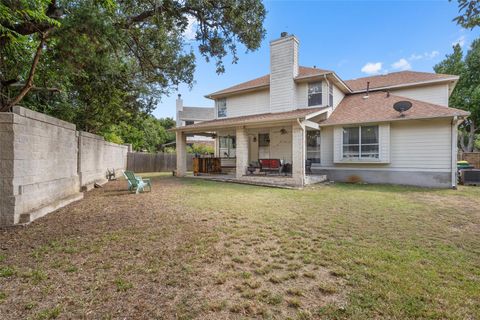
[176,131,187,177]
[291,123,305,187]
[236,126,249,179]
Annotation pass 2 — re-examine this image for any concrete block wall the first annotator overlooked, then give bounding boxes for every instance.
[1,107,82,225]
[0,106,128,226]
[77,132,128,190]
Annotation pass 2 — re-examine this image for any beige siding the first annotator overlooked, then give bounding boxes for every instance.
[320,126,334,166]
[270,37,298,113]
[320,119,452,171]
[332,84,345,109]
[390,84,449,107]
[389,119,451,170]
[244,126,293,163]
[296,83,308,108]
[222,90,270,118]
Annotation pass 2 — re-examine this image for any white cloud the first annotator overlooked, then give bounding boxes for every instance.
[183,16,197,40]
[391,58,412,71]
[409,50,439,61]
[361,62,383,75]
[425,50,439,59]
[452,35,466,47]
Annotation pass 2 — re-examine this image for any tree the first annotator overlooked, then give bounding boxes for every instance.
[453,0,480,29]
[434,41,480,151]
[0,0,266,137]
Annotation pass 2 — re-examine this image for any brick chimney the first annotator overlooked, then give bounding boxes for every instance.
[269,33,299,113]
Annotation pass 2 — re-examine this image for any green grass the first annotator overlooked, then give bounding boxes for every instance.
[180,177,480,319]
[0,175,478,319]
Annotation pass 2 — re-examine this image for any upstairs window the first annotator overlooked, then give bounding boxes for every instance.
[329,84,333,107]
[308,82,322,107]
[185,120,194,126]
[342,126,379,159]
[216,98,227,118]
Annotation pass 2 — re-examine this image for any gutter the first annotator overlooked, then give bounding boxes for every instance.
[349,77,459,94]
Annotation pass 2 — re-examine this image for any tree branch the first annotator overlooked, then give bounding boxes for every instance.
[1,31,50,112]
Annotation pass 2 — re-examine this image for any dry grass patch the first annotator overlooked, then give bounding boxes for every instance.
[0,175,479,319]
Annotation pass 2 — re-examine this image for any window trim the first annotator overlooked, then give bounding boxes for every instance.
[328,83,333,107]
[216,98,227,118]
[341,125,380,160]
[307,82,323,107]
[306,130,321,163]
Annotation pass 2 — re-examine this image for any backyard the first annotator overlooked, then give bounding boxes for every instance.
[0,174,479,319]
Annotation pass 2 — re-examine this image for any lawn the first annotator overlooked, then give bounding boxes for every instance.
[0,174,479,319]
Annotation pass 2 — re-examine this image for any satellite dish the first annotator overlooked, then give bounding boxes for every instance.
[393,101,412,117]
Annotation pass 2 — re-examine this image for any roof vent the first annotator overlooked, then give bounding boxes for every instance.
[393,101,412,117]
[280,31,288,38]
[363,81,370,99]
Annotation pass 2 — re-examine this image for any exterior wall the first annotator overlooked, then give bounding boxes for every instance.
[222,89,270,118]
[270,36,299,113]
[245,126,293,163]
[179,106,215,122]
[332,83,345,109]
[77,131,128,190]
[0,107,82,225]
[0,106,128,226]
[390,84,449,107]
[317,169,451,188]
[296,82,329,109]
[316,118,455,187]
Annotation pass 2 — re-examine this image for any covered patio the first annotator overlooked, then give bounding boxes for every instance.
[173,108,329,187]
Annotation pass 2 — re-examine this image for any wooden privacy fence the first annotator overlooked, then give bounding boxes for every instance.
[126,152,193,173]
[459,152,480,169]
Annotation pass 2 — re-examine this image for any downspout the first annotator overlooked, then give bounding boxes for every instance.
[451,116,459,189]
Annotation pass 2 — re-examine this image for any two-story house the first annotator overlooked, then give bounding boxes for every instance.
[173,33,469,188]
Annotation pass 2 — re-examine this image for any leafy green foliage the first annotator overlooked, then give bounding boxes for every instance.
[1,0,266,151]
[453,0,480,29]
[434,40,480,151]
[187,143,214,155]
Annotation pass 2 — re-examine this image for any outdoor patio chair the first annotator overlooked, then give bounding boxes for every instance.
[124,170,152,194]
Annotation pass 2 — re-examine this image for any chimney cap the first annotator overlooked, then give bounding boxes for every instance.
[177,94,182,98]
[280,31,288,38]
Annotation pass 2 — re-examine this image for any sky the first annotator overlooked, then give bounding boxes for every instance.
[152,0,480,119]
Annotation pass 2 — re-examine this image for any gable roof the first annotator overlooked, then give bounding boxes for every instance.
[206,66,332,98]
[321,91,469,126]
[344,71,458,92]
[173,107,326,132]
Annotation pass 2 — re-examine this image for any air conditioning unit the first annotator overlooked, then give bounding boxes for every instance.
[461,169,480,186]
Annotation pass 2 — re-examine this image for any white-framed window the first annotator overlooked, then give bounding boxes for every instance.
[306,130,321,163]
[216,98,227,118]
[219,136,236,157]
[308,82,322,107]
[342,125,379,159]
[328,83,333,107]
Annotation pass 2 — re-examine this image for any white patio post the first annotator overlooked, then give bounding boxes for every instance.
[176,131,187,176]
[291,123,305,187]
[235,126,249,179]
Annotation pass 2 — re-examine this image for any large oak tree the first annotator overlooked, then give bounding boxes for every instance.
[0,0,266,139]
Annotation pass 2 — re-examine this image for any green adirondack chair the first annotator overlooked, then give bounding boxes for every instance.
[123,170,152,194]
